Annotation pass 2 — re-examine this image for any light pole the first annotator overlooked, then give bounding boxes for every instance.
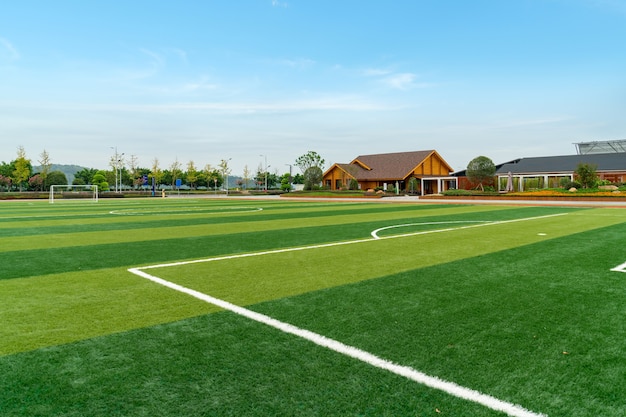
[110,147,124,193]
[260,154,268,191]
[118,153,124,192]
[224,158,232,196]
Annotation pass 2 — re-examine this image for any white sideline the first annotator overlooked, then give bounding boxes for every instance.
[127,213,566,417]
[128,267,545,417]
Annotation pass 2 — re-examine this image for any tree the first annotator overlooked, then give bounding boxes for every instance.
[295,151,325,174]
[186,160,199,190]
[408,177,419,194]
[74,168,98,185]
[91,171,109,192]
[303,166,323,190]
[45,171,68,188]
[29,174,43,191]
[12,146,32,192]
[169,158,182,189]
[128,154,140,188]
[203,164,220,191]
[280,173,292,192]
[292,173,304,184]
[242,165,252,190]
[218,159,231,190]
[466,156,495,191]
[575,163,598,189]
[38,149,52,190]
[150,158,164,188]
[0,174,11,191]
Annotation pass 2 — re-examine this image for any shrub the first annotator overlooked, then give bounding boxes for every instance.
[561,180,582,190]
[442,189,473,196]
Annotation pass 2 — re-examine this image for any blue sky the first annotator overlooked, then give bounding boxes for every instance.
[1,0,625,176]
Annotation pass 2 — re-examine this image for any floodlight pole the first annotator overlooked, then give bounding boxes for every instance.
[224,158,232,196]
[110,147,124,193]
[260,154,268,191]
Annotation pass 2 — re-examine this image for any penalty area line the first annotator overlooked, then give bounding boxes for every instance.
[127,268,546,417]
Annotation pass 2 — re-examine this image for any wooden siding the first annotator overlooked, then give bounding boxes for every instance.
[323,150,455,192]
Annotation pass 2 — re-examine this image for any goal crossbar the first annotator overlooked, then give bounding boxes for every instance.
[49,185,99,203]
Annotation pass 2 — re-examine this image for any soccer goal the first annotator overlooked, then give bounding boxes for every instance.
[49,185,98,203]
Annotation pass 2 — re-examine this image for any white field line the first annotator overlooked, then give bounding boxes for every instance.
[127,213,565,416]
[109,207,263,216]
[371,220,490,239]
[128,267,546,417]
[137,212,568,271]
[610,261,626,273]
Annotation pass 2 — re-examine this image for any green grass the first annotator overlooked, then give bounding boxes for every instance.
[0,198,625,416]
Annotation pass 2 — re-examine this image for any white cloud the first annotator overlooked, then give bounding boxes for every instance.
[272,0,289,7]
[361,67,433,90]
[140,48,165,68]
[382,73,418,90]
[0,37,20,61]
[182,77,219,92]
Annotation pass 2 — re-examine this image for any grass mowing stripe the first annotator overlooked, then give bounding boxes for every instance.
[0,312,508,417]
[0,202,519,244]
[138,210,625,417]
[0,209,592,351]
[0,208,577,279]
[1,202,624,416]
[0,205,571,253]
[255,221,626,416]
[0,268,215,355]
[130,267,546,417]
[151,209,622,307]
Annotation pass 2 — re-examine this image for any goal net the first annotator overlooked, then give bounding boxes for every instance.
[49,185,99,203]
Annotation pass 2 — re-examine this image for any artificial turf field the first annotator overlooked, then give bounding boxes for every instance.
[1,197,625,416]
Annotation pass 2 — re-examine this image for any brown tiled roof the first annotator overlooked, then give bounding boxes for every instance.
[349,150,436,180]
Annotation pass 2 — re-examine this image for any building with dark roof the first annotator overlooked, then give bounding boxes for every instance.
[323,150,456,195]
[454,152,626,191]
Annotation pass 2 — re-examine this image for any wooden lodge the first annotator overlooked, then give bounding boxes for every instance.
[322,150,457,195]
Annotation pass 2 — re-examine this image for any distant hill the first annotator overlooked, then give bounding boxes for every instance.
[33,164,87,184]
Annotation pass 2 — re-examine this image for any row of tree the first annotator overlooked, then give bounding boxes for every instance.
[0,147,327,192]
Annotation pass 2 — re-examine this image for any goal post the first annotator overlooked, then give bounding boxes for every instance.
[49,185,99,203]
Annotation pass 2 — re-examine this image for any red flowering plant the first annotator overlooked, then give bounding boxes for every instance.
[0,174,12,191]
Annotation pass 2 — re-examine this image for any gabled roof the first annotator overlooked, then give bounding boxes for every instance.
[495,153,626,175]
[348,150,441,180]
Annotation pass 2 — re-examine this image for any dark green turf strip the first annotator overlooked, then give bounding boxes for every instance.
[0,202,463,237]
[0,207,577,280]
[0,312,505,417]
[250,221,626,417]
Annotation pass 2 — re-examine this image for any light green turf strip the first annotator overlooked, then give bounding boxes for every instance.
[0,268,215,356]
[0,199,490,229]
[4,208,618,356]
[0,204,511,252]
[0,200,376,227]
[154,209,626,307]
